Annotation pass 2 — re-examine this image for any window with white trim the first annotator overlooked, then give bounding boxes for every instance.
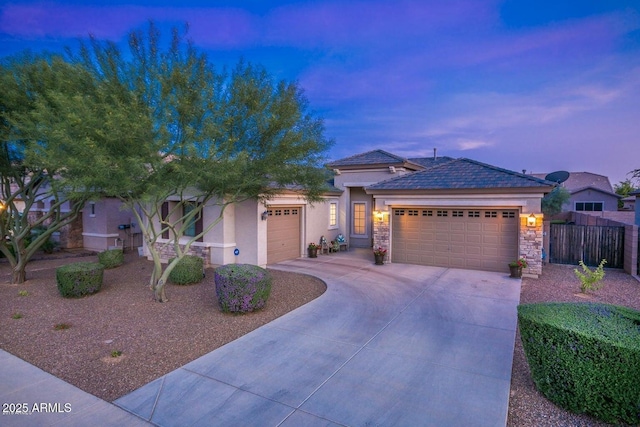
[575,202,603,212]
[352,202,367,236]
[329,202,337,228]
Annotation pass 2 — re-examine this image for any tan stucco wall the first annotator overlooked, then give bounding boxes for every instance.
[82,199,137,252]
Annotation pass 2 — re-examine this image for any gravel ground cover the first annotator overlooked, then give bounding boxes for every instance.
[1,252,639,426]
[0,251,325,402]
[508,263,640,427]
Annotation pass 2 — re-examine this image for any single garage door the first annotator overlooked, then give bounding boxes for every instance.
[267,206,301,264]
[392,208,518,272]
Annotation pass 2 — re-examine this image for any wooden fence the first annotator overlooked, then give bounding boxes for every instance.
[549,223,625,268]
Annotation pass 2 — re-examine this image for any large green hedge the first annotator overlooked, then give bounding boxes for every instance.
[56,262,104,298]
[518,302,640,425]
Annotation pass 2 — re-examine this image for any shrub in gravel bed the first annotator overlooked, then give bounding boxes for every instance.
[168,255,204,285]
[56,262,104,298]
[214,264,271,313]
[518,302,640,425]
[98,248,124,269]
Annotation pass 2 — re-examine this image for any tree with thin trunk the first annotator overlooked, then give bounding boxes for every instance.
[28,23,332,301]
[0,55,92,284]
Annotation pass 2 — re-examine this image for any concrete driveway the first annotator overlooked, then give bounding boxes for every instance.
[115,249,521,426]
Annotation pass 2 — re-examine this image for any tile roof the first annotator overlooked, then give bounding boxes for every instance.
[367,158,555,190]
[407,156,455,168]
[327,149,412,168]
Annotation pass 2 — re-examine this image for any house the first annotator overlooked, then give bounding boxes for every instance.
[148,149,553,278]
[530,171,621,212]
[329,150,554,277]
[81,198,143,252]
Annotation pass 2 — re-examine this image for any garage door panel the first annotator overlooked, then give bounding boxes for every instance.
[393,208,518,272]
[466,234,482,244]
[267,206,301,264]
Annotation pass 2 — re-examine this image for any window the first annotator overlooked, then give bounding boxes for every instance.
[329,202,337,227]
[408,209,419,216]
[502,211,515,218]
[353,202,367,235]
[183,203,197,237]
[422,210,433,216]
[485,211,497,218]
[395,209,405,216]
[452,210,464,217]
[468,211,480,218]
[89,202,96,217]
[575,202,603,212]
[182,202,203,241]
[437,210,448,217]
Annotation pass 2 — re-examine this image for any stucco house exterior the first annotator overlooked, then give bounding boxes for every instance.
[531,171,621,212]
[147,149,554,278]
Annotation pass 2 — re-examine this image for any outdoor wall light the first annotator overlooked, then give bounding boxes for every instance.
[261,210,269,221]
[527,213,537,227]
[375,210,384,220]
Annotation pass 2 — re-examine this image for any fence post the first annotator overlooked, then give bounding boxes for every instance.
[624,225,638,276]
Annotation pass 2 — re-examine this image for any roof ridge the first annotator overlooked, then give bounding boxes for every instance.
[457,158,556,186]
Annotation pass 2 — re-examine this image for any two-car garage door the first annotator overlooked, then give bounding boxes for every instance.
[392,208,518,272]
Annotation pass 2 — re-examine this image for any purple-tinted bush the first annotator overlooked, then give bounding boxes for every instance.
[214,264,272,313]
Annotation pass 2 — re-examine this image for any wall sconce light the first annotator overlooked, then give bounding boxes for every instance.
[375,210,384,220]
[527,213,536,227]
[261,210,269,221]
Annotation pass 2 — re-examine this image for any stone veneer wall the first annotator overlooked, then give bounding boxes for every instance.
[153,242,211,267]
[520,214,543,278]
[373,215,390,252]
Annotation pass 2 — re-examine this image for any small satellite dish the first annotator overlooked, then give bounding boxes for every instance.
[545,170,570,184]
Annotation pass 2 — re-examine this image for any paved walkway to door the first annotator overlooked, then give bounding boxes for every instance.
[114,250,521,426]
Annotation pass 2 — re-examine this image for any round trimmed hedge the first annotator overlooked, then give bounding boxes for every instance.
[56,262,104,298]
[98,248,124,269]
[168,255,204,285]
[518,302,640,425]
[214,264,272,313]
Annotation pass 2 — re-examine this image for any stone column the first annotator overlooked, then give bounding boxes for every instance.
[373,214,389,252]
[520,214,543,278]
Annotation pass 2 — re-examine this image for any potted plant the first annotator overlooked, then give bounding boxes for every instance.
[508,257,528,278]
[373,246,387,265]
[308,243,319,258]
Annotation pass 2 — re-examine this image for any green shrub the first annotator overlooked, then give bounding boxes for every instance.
[518,302,640,425]
[98,248,124,269]
[574,259,606,293]
[56,262,104,298]
[168,255,204,285]
[214,264,272,313]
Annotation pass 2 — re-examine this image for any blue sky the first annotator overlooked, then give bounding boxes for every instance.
[2,1,639,186]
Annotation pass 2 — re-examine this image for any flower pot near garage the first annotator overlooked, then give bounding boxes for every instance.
[508,257,527,278]
[373,247,387,265]
[308,244,318,258]
[509,265,522,278]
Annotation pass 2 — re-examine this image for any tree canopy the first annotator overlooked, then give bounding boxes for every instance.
[5,23,333,299]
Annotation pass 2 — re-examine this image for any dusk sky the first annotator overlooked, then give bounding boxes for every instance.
[1,1,639,186]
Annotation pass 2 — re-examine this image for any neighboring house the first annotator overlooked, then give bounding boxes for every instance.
[621,196,636,211]
[531,171,621,212]
[146,149,553,277]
